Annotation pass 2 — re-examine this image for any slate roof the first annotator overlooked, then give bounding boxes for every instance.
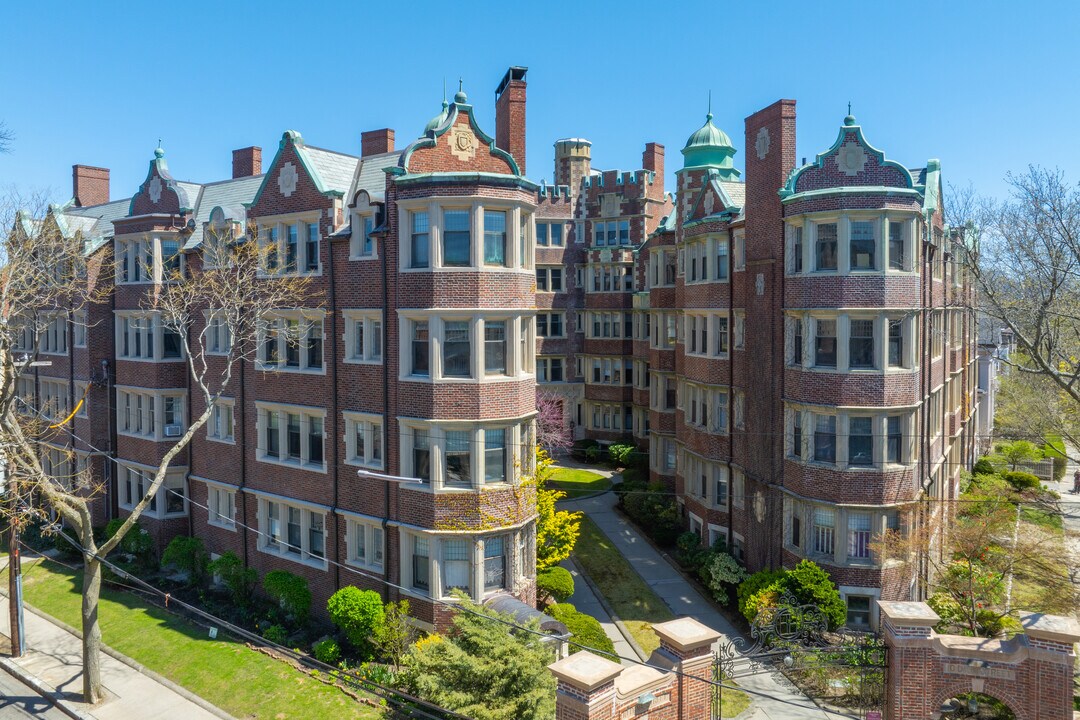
[182,175,264,250]
[350,150,402,202]
[303,145,361,196]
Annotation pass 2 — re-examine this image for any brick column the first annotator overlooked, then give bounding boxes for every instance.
[548,651,623,720]
[652,618,722,720]
[879,601,940,720]
[1018,611,1080,720]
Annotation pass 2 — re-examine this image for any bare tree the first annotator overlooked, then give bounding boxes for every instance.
[0,198,311,702]
[0,122,12,154]
[951,168,1080,461]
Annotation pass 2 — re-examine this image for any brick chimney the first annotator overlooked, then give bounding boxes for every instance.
[232,147,262,178]
[361,129,395,157]
[72,165,109,207]
[495,66,528,175]
[643,142,664,176]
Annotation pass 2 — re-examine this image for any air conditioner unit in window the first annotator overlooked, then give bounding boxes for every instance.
[164,424,183,438]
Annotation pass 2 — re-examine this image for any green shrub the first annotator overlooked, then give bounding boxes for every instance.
[161,536,209,585]
[536,567,575,604]
[105,518,155,559]
[676,531,706,569]
[261,623,288,645]
[608,443,636,467]
[546,603,616,658]
[328,587,385,654]
[1004,470,1040,491]
[584,445,600,463]
[972,458,996,476]
[738,569,786,622]
[263,570,312,624]
[208,551,257,607]
[571,439,599,462]
[312,637,342,664]
[783,560,846,630]
[698,551,748,605]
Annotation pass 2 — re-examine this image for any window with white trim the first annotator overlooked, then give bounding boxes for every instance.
[345,516,384,571]
[118,464,187,518]
[588,357,632,386]
[344,412,384,469]
[116,311,184,361]
[116,234,184,284]
[788,405,915,468]
[537,312,565,338]
[258,219,321,275]
[351,211,377,259]
[73,311,87,348]
[40,379,70,422]
[536,266,563,292]
[733,232,745,271]
[256,403,326,471]
[206,483,236,529]
[592,219,630,246]
[812,507,835,557]
[257,311,324,372]
[401,314,530,381]
[208,399,235,443]
[117,387,185,440]
[257,496,327,568]
[400,421,528,489]
[588,403,632,431]
[204,311,232,355]
[39,313,68,355]
[344,310,383,364]
[589,263,634,293]
[537,357,564,383]
[536,222,565,247]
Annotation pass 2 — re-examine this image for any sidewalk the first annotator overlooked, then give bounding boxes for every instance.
[0,558,229,720]
[563,490,846,720]
[558,556,638,665]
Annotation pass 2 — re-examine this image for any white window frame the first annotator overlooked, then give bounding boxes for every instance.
[343,310,384,364]
[118,462,188,519]
[344,411,385,469]
[398,419,530,490]
[398,312,532,383]
[207,398,235,444]
[115,234,184,285]
[255,402,327,472]
[396,198,534,272]
[203,310,233,356]
[256,309,325,373]
[340,511,385,572]
[255,492,329,570]
[200,478,237,530]
[256,214,323,276]
[115,311,185,362]
[116,386,186,441]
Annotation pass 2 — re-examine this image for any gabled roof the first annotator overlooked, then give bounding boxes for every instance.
[248,131,361,209]
[62,197,131,254]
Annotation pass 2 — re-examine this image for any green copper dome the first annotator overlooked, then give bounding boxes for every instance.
[681,112,738,177]
[424,99,450,134]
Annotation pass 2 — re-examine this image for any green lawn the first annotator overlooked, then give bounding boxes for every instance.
[4,558,382,720]
[571,517,750,717]
[571,515,673,654]
[548,467,612,499]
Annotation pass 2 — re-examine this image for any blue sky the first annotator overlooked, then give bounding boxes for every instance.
[1,1,1075,206]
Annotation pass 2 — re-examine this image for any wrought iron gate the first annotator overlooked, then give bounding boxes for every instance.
[711,591,887,719]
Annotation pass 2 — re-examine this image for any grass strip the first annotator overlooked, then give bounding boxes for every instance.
[548,467,612,499]
[3,559,382,719]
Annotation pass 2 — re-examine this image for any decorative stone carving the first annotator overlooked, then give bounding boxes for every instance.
[448,125,476,161]
[600,194,620,218]
[278,161,298,197]
[835,139,867,177]
[703,192,715,216]
[148,176,162,204]
[755,127,770,160]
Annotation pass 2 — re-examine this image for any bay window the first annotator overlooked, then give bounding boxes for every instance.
[401,314,532,381]
[849,221,876,270]
[484,536,507,591]
[443,321,472,378]
[813,414,836,463]
[484,321,507,376]
[442,539,471,594]
[258,219,320,275]
[849,319,875,369]
[401,421,528,489]
[206,482,236,529]
[814,319,837,367]
[847,512,872,560]
[815,222,838,270]
[848,416,874,466]
[483,210,507,266]
[442,209,471,266]
[812,508,835,557]
[119,464,187,518]
[116,312,184,362]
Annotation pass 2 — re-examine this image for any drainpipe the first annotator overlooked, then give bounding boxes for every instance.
[328,227,341,591]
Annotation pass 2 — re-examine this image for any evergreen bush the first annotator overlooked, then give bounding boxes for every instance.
[161,536,209,585]
[536,567,575,604]
[207,551,257,607]
[328,586,385,655]
[545,603,616,658]
[1004,470,1041,491]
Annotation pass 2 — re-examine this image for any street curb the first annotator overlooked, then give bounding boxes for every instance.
[19,601,239,720]
[566,555,650,663]
[0,656,98,720]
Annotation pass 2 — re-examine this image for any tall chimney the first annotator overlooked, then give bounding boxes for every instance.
[495,66,528,175]
[361,129,395,157]
[232,147,262,178]
[643,142,664,177]
[72,165,109,207]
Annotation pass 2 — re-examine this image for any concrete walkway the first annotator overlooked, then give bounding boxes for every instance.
[563,489,847,720]
[0,558,228,720]
[1046,445,1080,592]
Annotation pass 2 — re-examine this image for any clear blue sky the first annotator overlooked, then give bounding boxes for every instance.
[1,1,1075,206]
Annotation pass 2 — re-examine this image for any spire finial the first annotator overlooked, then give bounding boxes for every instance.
[848,101,851,115]
[844,102,856,126]
[454,77,467,104]
[458,77,463,92]
[706,91,713,122]
[154,139,165,159]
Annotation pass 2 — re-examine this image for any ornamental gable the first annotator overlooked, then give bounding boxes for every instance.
[791,122,913,195]
[400,98,518,176]
[128,153,194,217]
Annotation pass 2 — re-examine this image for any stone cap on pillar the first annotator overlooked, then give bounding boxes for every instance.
[653,617,722,655]
[1020,612,1080,645]
[549,651,623,693]
[878,601,940,628]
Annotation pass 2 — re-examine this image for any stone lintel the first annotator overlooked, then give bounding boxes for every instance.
[1020,612,1080,646]
[549,650,624,693]
[653,617,722,655]
[878,601,940,628]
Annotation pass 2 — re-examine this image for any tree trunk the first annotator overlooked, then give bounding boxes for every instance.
[80,553,103,703]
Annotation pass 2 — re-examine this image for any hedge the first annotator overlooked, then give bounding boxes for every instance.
[546,603,616,658]
[537,566,575,604]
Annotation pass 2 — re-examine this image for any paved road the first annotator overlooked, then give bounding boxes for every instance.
[0,668,69,719]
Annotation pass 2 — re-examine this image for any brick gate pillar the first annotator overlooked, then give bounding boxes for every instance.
[548,650,624,720]
[880,601,941,720]
[653,618,723,720]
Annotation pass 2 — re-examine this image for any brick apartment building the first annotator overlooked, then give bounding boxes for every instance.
[17,66,976,630]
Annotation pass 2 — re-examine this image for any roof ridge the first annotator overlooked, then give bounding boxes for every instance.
[303,144,361,160]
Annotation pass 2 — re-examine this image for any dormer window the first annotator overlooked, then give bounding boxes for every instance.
[351,213,377,259]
